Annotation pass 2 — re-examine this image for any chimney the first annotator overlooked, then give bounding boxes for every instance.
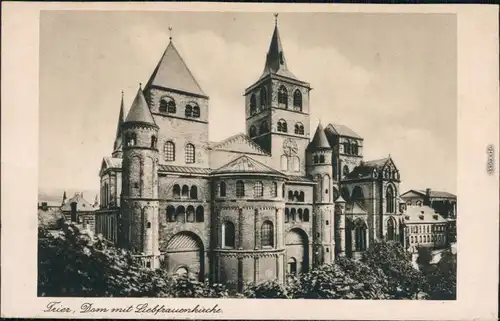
[70,202,78,223]
[424,188,431,206]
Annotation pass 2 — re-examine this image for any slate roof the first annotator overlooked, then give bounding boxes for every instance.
[212,155,286,177]
[417,190,456,199]
[125,87,157,126]
[325,123,362,139]
[404,205,447,224]
[145,40,207,97]
[307,123,331,151]
[346,157,391,179]
[158,165,212,175]
[60,193,96,212]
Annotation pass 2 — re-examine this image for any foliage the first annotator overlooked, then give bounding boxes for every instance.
[243,280,290,298]
[38,223,229,298]
[423,250,457,300]
[362,240,428,299]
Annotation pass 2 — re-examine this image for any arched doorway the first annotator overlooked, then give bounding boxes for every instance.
[165,231,204,281]
[285,228,309,275]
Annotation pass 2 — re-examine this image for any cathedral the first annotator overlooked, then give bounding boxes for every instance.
[95,17,406,291]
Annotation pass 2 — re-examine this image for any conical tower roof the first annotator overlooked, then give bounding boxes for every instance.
[145,39,207,97]
[124,86,157,126]
[307,122,331,151]
[113,92,125,152]
[260,16,298,81]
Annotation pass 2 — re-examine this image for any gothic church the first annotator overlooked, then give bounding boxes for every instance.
[96,17,406,291]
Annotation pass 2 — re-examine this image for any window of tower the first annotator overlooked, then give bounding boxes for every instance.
[261,221,274,248]
[313,155,319,164]
[236,180,245,197]
[151,136,157,149]
[147,222,151,228]
[386,185,395,213]
[343,165,349,177]
[254,181,264,198]
[298,208,303,221]
[173,184,180,199]
[250,125,257,137]
[181,185,189,198]
[192,105,200,118]
[299,191,305,202]
[222,221,235,248]
[294,122,304,135]
[260,120,268,134]
[185,144,195,164]
[271,182,278,197]
[291,208,296,221]
[186,206,195,222]
[167,205,176,222]
[344,141,351,155]
[185,105,193,118]
[220,181,226,197]
[190,185,198,199]
[164,141,175,161]
[303,209,310,222]
[160,96,176,114]
[288,191,294,201]
[260,87,267,109]
[319,155,325,163]
[176,206,186,223]
[285,208,290,222]
[250,94,257,115]
[195,206,204,222]
[278,86,288,108]
[352,141,358,155]
[277,119,288,133]
[293,90,302,111]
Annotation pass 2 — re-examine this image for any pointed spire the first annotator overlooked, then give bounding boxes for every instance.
[62,191,67,205]
[124,85,157,126]
[145,36,206,97]
[308,122,331,151]
[113,91,126,152]
[260,14,297,80]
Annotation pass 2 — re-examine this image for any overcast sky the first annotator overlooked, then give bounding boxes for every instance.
[39,11,457,196]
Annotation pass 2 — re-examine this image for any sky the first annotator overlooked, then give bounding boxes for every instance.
[39,11,457,197]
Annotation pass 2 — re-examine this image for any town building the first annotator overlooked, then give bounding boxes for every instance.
[401,188,456,219]
[95,17,407,291]
[403,205,448,253]
[60,192,98,233]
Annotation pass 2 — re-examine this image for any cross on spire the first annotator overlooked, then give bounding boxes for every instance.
[169,26,172,40]
[274,13,279,25]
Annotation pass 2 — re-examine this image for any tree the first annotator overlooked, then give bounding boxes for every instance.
[424,250,457,300]
[38,223,229,298]
[362,240,427,299]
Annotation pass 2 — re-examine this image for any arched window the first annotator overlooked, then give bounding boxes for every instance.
[386,185,395,213]
[254,181,264,198]
[222,221,235,248]
[260,120,268,134]
[285,208,290,222]
[387,217,395,241]
[293,90,302,111]
[303,209,310,222]
[190,186,198,199]
[281,155,288,171]
[299,191,305,202]
[151,136,157,149]
[167,205,176,222]
[352,141,358,155]
[173,184,180,199]
[355,221,367,251]
[319,155,325,163]
[292,156,300,172]
[192,105,200,118]
[291,208,296,221]
[127,133,137,147]
[196,206,204,222]
[272,182,278,197]
[297,208,303,221]
[278,86,288,107]
[185,105,193,117]
[164,141,175,161]
[181,185,189,198]
[287,257,297,275]
[185,144,195,164]
[277,119,287,132]
[236,180,245,197]
[250,94,257,115]
[160,96,176,113]
[313,155,319,164]
[288,191,294,201]
[294,122,304,135]
[186,205,195,222]
[250,125,257,137]
[260,87,268,108]
[293,191,299,201]
[220,181,226,197]
[344,141,351,155]
[176,206,185,223]
[343,165,349,177]
[261,221,274,247]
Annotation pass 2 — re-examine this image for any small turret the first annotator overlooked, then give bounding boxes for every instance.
[334,195,347,256]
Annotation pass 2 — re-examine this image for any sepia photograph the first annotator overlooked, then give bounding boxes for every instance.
[36,10,458,300]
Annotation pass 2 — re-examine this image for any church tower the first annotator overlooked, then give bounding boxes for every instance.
[120,85,160,268]
[244,15,311,176]
[306,123,336,265]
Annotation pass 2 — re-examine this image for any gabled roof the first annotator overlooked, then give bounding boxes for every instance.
[125,87,157,126]
[212,155,286,177]
[307,122,331,151]
[346,157,399,180]
[100,157,122,175]
[404,205,447,223]
[60,193,96,212]
[259,22,300,82]
[345,201,368,214]
[210,133,270,156]
[401,189,456,200]
[325,123,362,139]
[113,92,125,152]
[145,40,206,97]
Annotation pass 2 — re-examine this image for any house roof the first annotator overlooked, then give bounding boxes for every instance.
[212,155,286,177]
[403,205,447,223]
[325,123,362,139]
[307,122,331,151]
[345,157,392,180]
[124,87,157,126]
[145,40,206,97]
[158,164,212,175]
[60,193,96,212]
[400,189,456,200]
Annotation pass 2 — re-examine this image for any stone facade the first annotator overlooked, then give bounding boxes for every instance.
[94,20,408,291]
